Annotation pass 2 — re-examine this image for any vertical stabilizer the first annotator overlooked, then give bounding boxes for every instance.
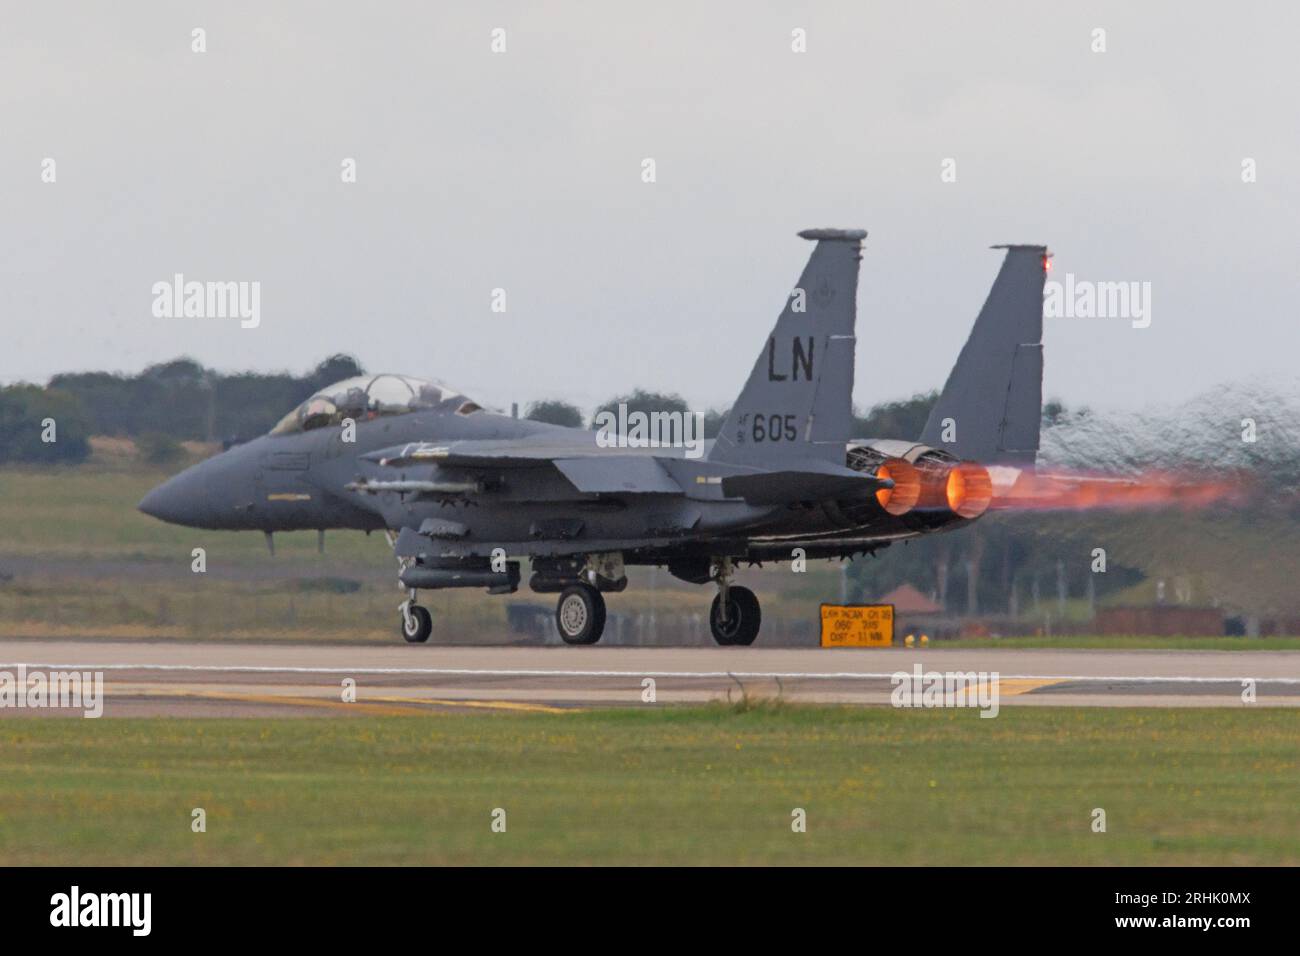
[920,244,1047,465]
[708,228,865,467]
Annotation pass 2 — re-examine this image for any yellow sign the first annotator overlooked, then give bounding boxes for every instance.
[820,604,894,648]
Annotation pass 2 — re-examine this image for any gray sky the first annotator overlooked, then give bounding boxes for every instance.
[3,1,1297,416]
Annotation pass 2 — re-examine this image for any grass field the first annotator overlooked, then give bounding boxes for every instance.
[1,705,1296,865]
[947,635,1300,651]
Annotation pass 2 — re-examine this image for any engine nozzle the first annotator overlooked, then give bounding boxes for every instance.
[945,461,993,519]
[873,458,921,516]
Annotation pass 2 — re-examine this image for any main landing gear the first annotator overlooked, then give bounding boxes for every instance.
[551,555,762,647]
[709,558,761,646]
[555,584,606,645]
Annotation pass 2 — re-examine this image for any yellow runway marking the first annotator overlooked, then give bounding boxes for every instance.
[364,694,576,714]
[997,679,1066,696]
[113,688,430,716]
[107,686,576,715]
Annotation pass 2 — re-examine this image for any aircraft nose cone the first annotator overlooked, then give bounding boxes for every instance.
[138,444,265,529]
[138,473,195,525]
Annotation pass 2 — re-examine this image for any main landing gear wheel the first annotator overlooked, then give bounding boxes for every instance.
[400,604,433,643]
[556,584,606,645]
[710,585,761,646]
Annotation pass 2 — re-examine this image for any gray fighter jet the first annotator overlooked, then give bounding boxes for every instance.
[140,229,1049,645]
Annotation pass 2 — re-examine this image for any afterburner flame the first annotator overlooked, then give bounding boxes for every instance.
[875,458,921,516]
[991,468,1247,512]
[945,462,993,519]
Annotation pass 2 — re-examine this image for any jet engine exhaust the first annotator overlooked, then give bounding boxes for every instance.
[874,458,921,515]
[945,461,994,519]
[845,445,922,517]
[990,468,1248,512]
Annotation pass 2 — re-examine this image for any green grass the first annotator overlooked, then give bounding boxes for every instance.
[0,574,512,642]
[947,635,1300,650]
[1,706,1296,865]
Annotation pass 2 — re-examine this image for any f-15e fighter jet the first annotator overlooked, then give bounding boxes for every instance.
[140,228,1051,645]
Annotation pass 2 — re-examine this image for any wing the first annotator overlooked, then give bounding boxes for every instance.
[355,437,687,498]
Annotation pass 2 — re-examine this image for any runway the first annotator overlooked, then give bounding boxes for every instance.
[1,638,1298,715]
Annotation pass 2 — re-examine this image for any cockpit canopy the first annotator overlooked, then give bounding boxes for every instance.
[270,374,480,435]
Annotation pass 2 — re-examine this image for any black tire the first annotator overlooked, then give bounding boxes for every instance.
[556,584,606,645]
[710,586,761,646]
[401,604,433,643]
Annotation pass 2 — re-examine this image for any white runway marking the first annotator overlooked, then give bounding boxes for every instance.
[1,662,1297,684]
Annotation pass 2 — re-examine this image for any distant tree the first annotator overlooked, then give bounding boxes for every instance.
[214,371,309,441]
[702,406,731,439]
[1042,398,1068,428]
[0,385,91,464]
[525,399,584,429]
[307,354,365,391]
[1043,399,1094,433]
[141,357,206,383]
[853,391,938,440]
[46,371,133,435]
[131,358,210,439]
[591,389,692,431]
[44,354,369,444]
[137,431,186,465]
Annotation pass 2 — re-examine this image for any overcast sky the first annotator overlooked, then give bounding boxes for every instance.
[3,1,1297,417]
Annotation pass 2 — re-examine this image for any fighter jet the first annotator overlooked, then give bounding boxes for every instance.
[139,228,1049,646]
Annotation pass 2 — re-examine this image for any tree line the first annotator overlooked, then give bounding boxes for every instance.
[1,354,365,464]
[2,356,932,463]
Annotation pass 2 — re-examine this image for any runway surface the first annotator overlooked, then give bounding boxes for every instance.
[1,638,1298,715]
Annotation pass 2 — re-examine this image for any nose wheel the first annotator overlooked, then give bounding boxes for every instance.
[556,584,606,645]
[400,600,433,643]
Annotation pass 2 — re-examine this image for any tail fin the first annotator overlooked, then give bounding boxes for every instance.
[708,228,865,467]
[920,244,1048,465]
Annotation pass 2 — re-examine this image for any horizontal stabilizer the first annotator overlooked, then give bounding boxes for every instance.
[720,460,890,506]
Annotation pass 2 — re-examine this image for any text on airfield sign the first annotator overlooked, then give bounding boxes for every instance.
[819,604,894,647]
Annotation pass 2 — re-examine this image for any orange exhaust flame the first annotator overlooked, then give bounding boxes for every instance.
[946,461,993,519]
[991,468,1249,512]
[875,458,921,516]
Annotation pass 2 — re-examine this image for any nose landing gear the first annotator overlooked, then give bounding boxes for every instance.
[388,529,433,644]
[400,592,433,643]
